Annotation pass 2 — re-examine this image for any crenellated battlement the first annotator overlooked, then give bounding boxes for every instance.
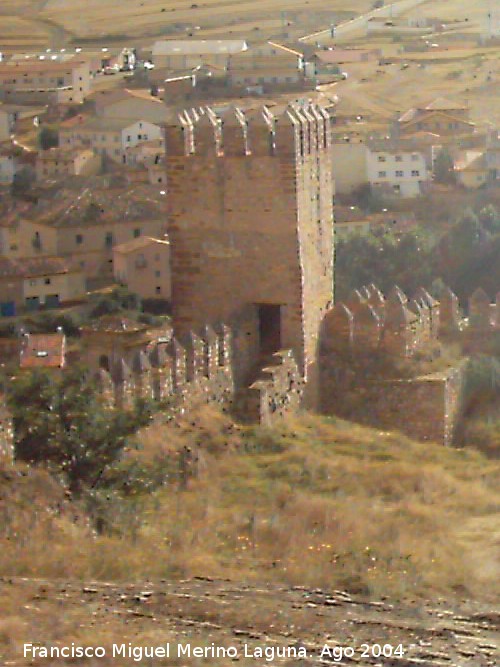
[165,102,331,158]
[95,324,234,413]
[323,284,442,358]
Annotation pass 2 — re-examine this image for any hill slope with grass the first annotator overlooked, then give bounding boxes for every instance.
[1,408,498,601]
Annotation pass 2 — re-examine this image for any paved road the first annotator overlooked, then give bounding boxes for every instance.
[299,0,430,43]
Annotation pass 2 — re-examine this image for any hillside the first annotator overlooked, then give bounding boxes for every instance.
[1,408,498,600]
[0,0,372,48]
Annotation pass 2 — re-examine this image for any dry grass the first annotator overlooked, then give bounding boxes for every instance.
[1,408,498,601]
[0,0,372,48]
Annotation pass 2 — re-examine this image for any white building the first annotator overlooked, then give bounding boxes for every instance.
[366,146,428,197]
[151,39,248,69]
[0,153,17,184]
[59,116,163,163]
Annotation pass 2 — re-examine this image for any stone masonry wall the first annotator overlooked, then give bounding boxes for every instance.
[165,104,334,403]
[346,363,467,446]
[0,396,14,464]
[95,324,302,426]
[234,349,304,425]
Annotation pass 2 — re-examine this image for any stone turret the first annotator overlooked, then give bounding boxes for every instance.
[166,101,334,406]
[469,288,491,328]
[439,286,461,335]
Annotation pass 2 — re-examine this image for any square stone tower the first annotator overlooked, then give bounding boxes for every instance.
[165,103,334,398]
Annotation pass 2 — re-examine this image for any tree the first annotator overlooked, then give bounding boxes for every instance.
[433,148,456,184]
[478,205,500,234]
[38,126,59,150]
[8,368,153,494]
[335,229,434,299]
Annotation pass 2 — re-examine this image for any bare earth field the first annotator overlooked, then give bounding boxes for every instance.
[0,576,498,666]
[0,0,373,48]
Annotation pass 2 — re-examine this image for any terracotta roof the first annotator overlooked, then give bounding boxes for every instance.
[20,333,66,369]
[73,116,143,132]
[59,113,91,129]
[37,147,95,161]
[0,256,71,279]
[398,108,474,127]
[22,182,167,228]
[0,103,42,115]
[113,236,169,254]
[398,107,419,123]
[424,97,466,111]
[0,60,89,74]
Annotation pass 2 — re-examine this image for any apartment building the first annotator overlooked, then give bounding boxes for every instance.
[0,60,91,105]
[366,145,429,197]
[0,256,85,316]
[91,88,167,124]
[113,236,171,300]
[397,97,475,137]
[0,183,168,283]
[59,116,162,162]
[36,147,101,180]
[227,41,303,87]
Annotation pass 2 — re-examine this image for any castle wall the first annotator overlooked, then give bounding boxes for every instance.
[235,349,304,425]
[95,324,302,426]
[367,364,467,446]
[0,397,14,464]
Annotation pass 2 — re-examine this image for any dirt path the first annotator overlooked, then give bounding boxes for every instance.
[0,576,498,665]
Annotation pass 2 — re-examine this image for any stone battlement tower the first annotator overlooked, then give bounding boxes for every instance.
[165,103,334,401]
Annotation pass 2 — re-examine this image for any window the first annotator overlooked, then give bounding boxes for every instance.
[75,234,83,245]
[29,279,37,286]
[105,232,113,247]
[378,170,386,178]
[411,170,420,177]
[377,155,386,162]
[155,270,161,277]
[155,286,161,294]
[133,228,141,238]
[411,154,419,161]
[395,155,403,162]
[126,135,131,142]
[44,278,51,285]
[395,170,404,177]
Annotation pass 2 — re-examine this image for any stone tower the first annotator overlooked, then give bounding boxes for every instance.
[165,103,334,399]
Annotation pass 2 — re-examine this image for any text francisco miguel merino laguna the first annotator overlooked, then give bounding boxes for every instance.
[24,643,310,662]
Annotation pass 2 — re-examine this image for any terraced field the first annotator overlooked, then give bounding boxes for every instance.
[0,0,373,49]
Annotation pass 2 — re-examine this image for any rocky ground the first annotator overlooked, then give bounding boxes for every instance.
[1,576,498,666]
